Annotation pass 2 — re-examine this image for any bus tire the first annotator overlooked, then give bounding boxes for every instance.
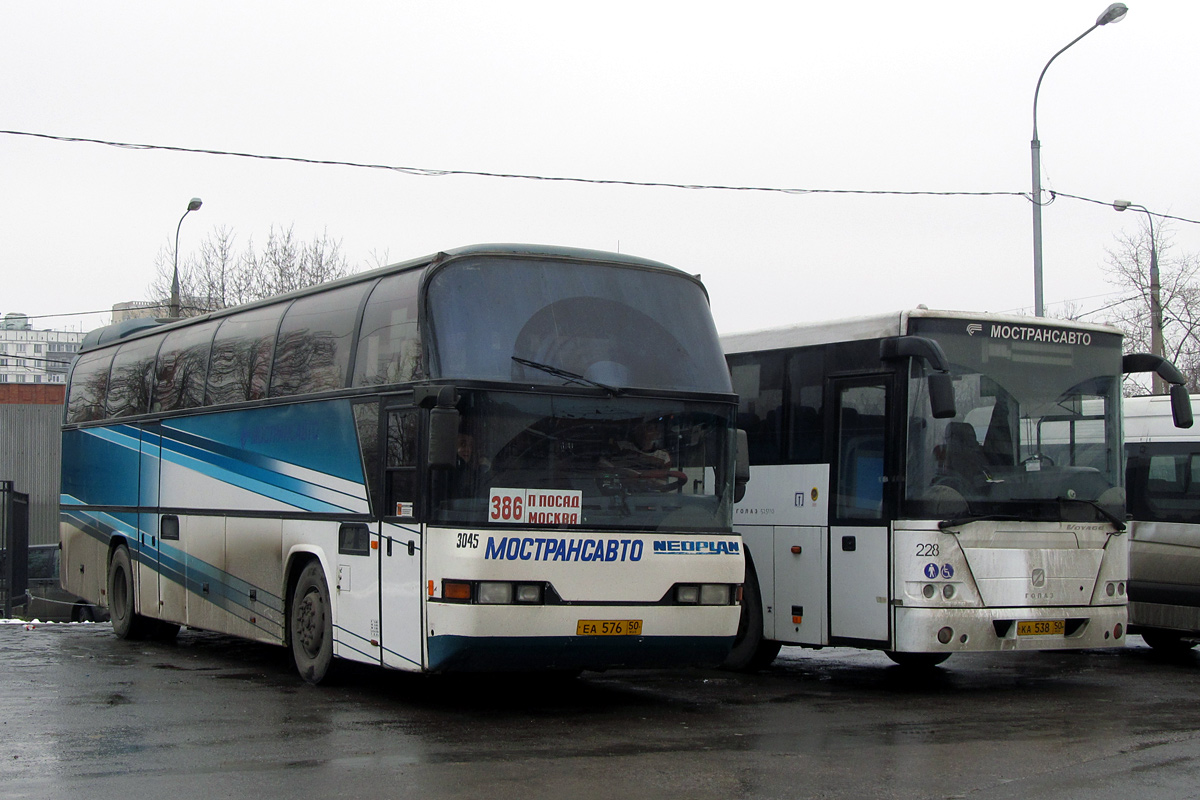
[290,560,335,685]
[721,558,781,671]
[108,545,153,640]
[886,651,951,668]
[1140,629,1197,654]
[153,622,181,641]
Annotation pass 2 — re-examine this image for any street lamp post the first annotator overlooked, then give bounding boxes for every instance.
[170,197,203,319]
[1030,3,1128,317]
[1114,199,1165,393]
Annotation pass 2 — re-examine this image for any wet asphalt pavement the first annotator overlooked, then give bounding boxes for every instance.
[2,623,1200,800]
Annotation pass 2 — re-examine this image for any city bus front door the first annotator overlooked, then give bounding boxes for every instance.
[829,380,891,645]
[378,405,424,672]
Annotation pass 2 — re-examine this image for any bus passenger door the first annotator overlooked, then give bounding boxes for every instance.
[378,405,424,672]
[829,380,891,645]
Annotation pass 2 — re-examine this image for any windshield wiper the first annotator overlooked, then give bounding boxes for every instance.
[938,513,1023,530]
[511,356,623,395]
[1056,496,1127,531]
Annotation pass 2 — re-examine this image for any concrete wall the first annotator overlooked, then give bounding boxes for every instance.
[0,385,65,547]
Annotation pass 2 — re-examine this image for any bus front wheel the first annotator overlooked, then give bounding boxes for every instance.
[885,651,951,668]
[1140,629,1197,654]
[107,545,153,640]
[721,559,781,671]
[290,561,335,685]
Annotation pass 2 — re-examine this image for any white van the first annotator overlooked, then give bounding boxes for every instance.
[1125,394,1200,651]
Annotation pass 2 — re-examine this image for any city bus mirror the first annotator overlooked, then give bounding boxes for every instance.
[928,373,957,419]
[427,406,461,468]
[734,429,750,503]
[1170,384,1194,429]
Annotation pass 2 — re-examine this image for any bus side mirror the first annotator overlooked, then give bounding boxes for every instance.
[1170,384,1194,429]
[881,335,956,419]
[426,385,462,468]
[928,373,956,420]
[734,429,750,503]
[427,406,460,468]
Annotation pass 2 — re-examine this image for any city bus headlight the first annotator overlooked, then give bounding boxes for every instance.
[674,584,736,605]
[477,582,514,604]
[515,583,544,604]
[700,584,731,605]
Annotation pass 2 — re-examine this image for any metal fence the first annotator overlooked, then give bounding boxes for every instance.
[1,480,31,618]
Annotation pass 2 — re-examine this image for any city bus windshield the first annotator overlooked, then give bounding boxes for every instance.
[903,320,1125,524]
[429,389,736,532]
[425,256,732,394]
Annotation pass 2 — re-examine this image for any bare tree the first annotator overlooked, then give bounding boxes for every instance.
[1101,220,1200,392]
[149,225,352,317]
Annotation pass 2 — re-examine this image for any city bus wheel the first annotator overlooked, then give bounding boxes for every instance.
[107,545,153,640]
[1140,629,1197,654]
[153,622,181,641]
[290,561,335,685]
[885,651,951,668]
[721,560,781,671]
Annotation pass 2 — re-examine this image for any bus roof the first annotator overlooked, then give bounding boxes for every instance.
[721,307,1123,355]
[1124,394,1200,443]
[81,244,699,353]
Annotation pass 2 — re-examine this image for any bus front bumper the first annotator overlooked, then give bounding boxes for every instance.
[892,604,1127,653]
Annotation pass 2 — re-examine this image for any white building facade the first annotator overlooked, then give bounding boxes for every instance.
[0,314,85,385]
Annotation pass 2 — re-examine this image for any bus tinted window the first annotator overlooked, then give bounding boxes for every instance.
[107,336,162,418]
[787,347,826,463]
[427,257,730,394]
[153,320,219,412]
[729,353,785,465]
[352,271,423,387]
[270,283,367,397]
[65,350,114,423]
[206,305,282,405]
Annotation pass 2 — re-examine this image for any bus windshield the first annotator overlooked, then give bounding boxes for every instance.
[904,320,1125,523]
[430,389,736,532]
[426,256,732,394]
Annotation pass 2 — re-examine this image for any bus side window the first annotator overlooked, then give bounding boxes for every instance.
[206,305,282,405]
[836,385,887,520]
[66,350,114,423]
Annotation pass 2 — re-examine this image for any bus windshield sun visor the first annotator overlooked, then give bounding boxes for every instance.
[880,335,956,419]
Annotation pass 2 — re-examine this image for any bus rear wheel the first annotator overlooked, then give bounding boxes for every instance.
[290,561,335,685]
[721,559,781,671]
[107,545,153,640]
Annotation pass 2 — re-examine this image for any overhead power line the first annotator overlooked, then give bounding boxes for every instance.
[1,128,1025,200]
[7,128,1198,224]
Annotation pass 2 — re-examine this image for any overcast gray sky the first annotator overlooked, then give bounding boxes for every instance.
[3,1,1198,336]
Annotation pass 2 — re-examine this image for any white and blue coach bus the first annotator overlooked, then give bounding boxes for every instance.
[60,245,746,683]
[721,309,1190,669]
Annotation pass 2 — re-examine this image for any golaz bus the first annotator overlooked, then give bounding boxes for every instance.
[721,308,1190,669]
[1124,393,1200,652]
[61,244,746,683]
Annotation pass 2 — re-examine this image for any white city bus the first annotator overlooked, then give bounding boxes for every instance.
[1124,393,1200,652]
[60,245,746,683]
[721,308,1190,668]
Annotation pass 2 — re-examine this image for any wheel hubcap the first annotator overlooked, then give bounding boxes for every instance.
[295,589,326,658]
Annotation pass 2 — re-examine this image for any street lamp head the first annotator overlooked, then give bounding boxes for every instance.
[1113,199,1133,212]
[187,197,203,212]
[1096,3,1128,26]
